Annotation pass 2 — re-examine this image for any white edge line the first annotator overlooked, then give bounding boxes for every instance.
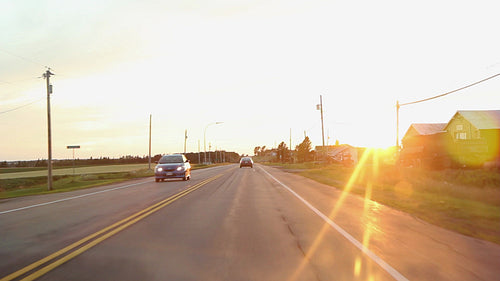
[260,167,409,281]
[1,165,231,215]
[0,180,150,215]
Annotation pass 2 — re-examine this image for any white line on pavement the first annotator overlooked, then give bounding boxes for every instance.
[260,167,409,281]
[0,180,151,215]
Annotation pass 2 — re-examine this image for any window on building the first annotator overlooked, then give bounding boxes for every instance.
[456,124,463,131]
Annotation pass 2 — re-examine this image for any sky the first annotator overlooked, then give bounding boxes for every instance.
[1,0,500,161]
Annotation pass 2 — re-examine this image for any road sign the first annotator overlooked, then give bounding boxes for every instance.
[67,145,81,177]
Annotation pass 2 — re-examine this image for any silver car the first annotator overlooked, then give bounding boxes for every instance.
[155,154,191,182]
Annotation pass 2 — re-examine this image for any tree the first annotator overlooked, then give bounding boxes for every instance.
[296,136,312,163]
[260,146,266,156]
[276,141,289,163]
[254,146,261,156]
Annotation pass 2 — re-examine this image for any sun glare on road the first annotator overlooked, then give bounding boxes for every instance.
[289,148,383,281]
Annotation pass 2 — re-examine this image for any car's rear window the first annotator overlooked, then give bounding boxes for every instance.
[159,156,184,164]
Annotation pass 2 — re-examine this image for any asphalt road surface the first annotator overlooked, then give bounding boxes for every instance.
[1,164,499,281]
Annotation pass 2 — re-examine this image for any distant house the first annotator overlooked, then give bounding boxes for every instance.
[316,145,359,165]
[400,123,449,167]
[444,110,500,166]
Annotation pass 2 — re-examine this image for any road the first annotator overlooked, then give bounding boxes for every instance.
[1,164,499,281]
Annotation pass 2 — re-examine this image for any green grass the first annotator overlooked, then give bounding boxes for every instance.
[0,169,154,199]
[0,167,48,174]
[265,162,500,245]
[0,164,151,179]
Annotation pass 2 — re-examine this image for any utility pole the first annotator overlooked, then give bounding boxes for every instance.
[44,69,54,191]
[320,95,325,148]
[317,95,325,160]
[148,114,152,170]
[396,101,400,148]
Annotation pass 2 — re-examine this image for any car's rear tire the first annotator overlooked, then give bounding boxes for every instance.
[155,178,159,182]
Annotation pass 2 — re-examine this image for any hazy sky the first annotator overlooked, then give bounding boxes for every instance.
[1,0,499,161]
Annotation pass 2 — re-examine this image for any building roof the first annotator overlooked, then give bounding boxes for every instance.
[454,110,500,130]
[410,123,447,135]
[403,123,447,141]
[325,144,355,157]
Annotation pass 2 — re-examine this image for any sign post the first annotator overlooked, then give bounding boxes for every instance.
[66,145,80,177]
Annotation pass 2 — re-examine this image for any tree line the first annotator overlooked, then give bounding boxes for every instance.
[254,136,315,163]
[1,151,242,168]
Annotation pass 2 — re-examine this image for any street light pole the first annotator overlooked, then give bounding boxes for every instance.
[198,140,201,164]
[204,122,223,164]
[148,114,152,170]
[184,129,188,154]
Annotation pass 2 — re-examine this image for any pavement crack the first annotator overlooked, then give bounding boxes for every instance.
[280,213,322,281]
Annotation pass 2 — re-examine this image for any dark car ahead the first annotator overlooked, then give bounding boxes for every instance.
[239,157,253,168]
[155,154,191,182]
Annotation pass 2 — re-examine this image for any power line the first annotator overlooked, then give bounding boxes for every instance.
[400,73,500,106]
[395,72,500,147]
[0,77,40,86]
[0,48,50,70]
[0,97,44,116]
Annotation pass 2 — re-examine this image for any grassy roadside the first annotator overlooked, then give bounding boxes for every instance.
[0,164,150,180]
[264,162,500,245]
[0,169,154,199]
[0,167,48,173]
[0,163,224,199]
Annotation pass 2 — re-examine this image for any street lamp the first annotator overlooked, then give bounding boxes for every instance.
[204,122,223,164]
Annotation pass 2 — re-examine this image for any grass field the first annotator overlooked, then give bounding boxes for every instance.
[0,164,150,180]
[0,169,154,199]
[265,159,500,245]
[0,163,221,199]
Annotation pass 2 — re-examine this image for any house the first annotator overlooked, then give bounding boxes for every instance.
[317,145,359,165]
[444,110,500,167]
[403,123,447,139]
[400,110,500,168]
[400,123,449,167]
[445,110,500,141]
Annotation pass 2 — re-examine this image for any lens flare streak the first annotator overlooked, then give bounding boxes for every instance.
[285,148,408,281]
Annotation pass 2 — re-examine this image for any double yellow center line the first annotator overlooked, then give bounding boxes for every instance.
[1,174,223,281]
